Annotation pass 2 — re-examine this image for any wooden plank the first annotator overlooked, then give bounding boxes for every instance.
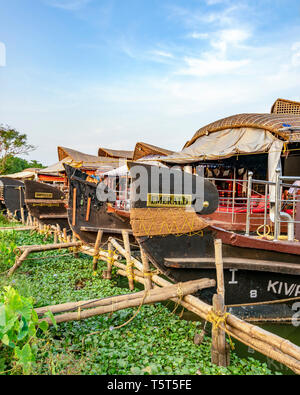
[39,214,68,219]
[86,197,91,222]
[164,257,300,275]
[25,199,66,204]
[80,226,132,234]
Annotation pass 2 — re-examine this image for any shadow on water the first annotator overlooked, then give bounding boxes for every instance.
[114,271,299,375]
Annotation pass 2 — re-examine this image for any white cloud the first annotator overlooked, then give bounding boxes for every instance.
[0,42,6,67]
[150,50,174,58]
[188,32,209,39]
[291,42,300,67]
[177,55,249,76]
[45,0,91,11]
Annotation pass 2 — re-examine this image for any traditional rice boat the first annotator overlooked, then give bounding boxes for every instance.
[63,164,132,245]
[127,110,300,321]
[0,177,27,221]
[24,180,69,230]
[24,146,122,231]
[63,143,174,245]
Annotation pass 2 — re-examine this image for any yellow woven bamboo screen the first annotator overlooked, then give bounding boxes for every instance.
[130,207,209,237]
[271,99,300,115]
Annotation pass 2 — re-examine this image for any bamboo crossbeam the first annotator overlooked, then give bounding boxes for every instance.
[36,279,210,316]
[0,226,37,232]
[40,279,213,325]
[122,267,300,374]
[8,241,82,276]
[17,241,82,253]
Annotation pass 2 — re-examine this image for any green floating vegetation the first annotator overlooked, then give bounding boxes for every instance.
[0,228,278,375]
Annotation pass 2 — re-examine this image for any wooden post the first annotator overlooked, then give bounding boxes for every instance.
[86,197,91,222]
[211,294,229,367]
[211,239,229,367]
[140,246,152,291]
[72,188,77,226]
[93,230,103,272]
[122,230,134,291]
[72,232,79,258]
[63,228,67,243]
[54,229,58,244]
[56,224,61,242]
[20,208,25,224]
[214,239,225,298]
[104,242,113,280]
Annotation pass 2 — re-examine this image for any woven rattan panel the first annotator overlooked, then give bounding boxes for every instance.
[130,207,208,237]
[272,99,300,115]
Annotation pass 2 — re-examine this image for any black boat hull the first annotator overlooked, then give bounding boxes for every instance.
[128,162,300,321]
[64,164,133,246]
[24,180,69,230]
[0,177,27,221]
[137,229,300,321]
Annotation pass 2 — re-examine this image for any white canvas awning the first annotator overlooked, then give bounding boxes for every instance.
[158,128,281,164]
[156,127,283,202]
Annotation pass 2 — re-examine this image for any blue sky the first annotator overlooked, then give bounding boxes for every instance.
[1,0,300,165]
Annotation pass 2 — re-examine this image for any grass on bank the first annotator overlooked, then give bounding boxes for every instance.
[0,226,278,375]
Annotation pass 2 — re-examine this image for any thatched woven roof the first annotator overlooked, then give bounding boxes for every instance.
[133,142,174,161]
[98,147,133,160]
[56,146,120,171]
[271,98,300,115]
[184,113,300,148]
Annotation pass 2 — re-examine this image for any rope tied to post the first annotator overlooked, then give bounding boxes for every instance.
[206,308,235,350]
[170,283,184,315]
[126,260,135,281]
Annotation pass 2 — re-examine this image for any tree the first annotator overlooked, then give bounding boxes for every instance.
[0,125,36,174]
[3,156,44,175]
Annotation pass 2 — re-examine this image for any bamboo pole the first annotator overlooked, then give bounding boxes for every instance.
[103,242,113,280]
[118,267,300,374]
[108,237,300,373]
[8,241,82,276]
[140,246,153,291]
[109,237,144,272]
[122,231,134,291]
[63,228,67,243]
[36,279,212,316]
[54,229,58,244]
[20,208,25,225]
[93,230,103,272]
[40,279,212,325]
[214,239,225,298]
[72,233,79,258]
[211,294,229,367]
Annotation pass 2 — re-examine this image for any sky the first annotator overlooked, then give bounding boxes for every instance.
[1,0,300,166]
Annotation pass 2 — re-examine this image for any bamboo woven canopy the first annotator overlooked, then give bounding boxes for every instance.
[98,147,134,160]
[271,98,300,115]
[184,113,300,149]
[57,146,120,169]
[133,142,175,161]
